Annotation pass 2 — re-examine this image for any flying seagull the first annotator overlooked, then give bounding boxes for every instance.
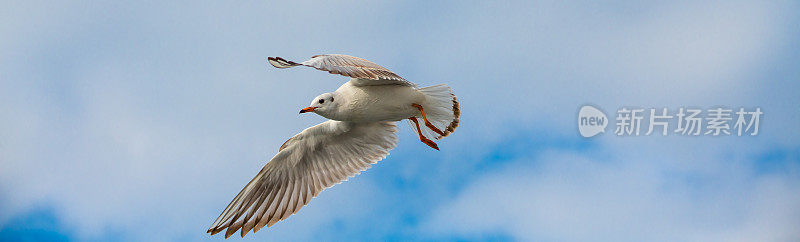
[207,54,460,238]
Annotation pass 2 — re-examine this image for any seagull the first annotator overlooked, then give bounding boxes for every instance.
[207,54,460,238]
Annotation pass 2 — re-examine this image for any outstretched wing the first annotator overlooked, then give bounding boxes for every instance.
[207,121,399,238]
[268,54,416,86]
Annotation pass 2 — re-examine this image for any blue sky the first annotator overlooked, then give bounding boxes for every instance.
[1,1,799,241]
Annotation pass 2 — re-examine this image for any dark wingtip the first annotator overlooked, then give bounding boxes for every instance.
[267,56,300,68]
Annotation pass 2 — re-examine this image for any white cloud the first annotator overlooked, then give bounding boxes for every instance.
[422,149,800,241]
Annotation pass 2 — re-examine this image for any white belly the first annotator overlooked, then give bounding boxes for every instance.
[333,82,424,122]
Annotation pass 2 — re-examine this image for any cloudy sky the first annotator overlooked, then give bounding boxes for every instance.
[1,1,799,241]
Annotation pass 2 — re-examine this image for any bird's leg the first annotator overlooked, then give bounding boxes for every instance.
[409,117,439,150]
[411,103,445,136]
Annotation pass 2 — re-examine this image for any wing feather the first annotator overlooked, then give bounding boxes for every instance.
[208,120,399,237]
[267,54,416,86]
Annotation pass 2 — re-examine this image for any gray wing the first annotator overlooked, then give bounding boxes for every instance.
[268,54,416,86]
[207,121,399,238]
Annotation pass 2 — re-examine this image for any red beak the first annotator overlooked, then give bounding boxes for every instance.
[299,107,317,113]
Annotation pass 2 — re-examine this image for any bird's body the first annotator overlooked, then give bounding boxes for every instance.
[208,54,459,238]
[326,81,425,122]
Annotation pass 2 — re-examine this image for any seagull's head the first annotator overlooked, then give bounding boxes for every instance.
[300,92,337,117]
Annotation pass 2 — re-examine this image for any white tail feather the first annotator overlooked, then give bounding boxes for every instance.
[407,84,460,141]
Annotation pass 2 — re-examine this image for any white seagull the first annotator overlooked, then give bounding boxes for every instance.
[207,54,460,238]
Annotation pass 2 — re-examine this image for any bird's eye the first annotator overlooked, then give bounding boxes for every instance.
[318,99,324,104]
[330,97,334,102]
